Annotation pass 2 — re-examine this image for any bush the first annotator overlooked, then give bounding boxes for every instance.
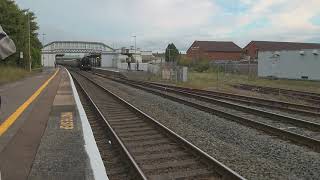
[177,56,192,66]
[192,58,210,72]
[0,66,30,84]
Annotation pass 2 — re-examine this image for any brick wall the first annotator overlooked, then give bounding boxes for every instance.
[243,43,258,60]
[187,50,242,61]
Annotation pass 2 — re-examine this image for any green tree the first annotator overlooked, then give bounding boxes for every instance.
[165,43,179,62]
[0,0,42,69]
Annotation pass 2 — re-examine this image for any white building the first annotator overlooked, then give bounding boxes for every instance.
[41,41,114,67]
[258,49,320,80]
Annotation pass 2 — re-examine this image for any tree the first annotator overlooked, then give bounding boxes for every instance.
[0,0,42,68]
[165,43,180,62]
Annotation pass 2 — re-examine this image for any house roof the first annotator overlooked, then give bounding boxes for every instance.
[188,41,242,53]
[245,41,320,51]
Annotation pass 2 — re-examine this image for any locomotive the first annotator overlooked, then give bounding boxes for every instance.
[57,54,100,71]
[79,56,92,70]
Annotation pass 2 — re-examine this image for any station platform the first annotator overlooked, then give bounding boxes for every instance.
[0,68,107,180]
[92,67,153,81]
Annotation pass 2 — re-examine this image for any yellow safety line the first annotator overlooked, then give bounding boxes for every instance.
[0,69,60,136]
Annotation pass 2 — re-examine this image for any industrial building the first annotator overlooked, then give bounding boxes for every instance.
[243,41,320,60]
[245,41,320,80]
[186,41,242,61]
[258,49,320,80]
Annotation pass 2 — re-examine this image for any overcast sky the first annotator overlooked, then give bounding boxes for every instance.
[15,0,320,52]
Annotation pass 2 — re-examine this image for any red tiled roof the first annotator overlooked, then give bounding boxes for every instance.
[188,41,242,53]
[245,41,320,51]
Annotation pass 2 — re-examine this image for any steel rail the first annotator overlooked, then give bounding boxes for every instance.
[74,70,245,180]
[233,84,320,104]
[107,77,320,152]
[92,71,320,116]
[147,82,320,112]
[71,72,148,180]
[119,78,320,133]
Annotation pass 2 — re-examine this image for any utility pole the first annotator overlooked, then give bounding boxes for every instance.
[132,35,136,54]
[42,33,46,46]
[28,13,31,72]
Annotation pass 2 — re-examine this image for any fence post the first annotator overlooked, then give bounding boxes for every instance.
[216,65,219,90]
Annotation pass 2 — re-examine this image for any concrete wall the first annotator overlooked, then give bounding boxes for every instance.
[41,54,55,67]
[117,63,149,71]
[117,63,160,74]
[101,54,114,67]
[258,49,320,80]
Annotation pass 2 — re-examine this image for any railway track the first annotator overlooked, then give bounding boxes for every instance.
[116,79,320,125]
[233,84,320,105]
[74,76,134,179]
[70,70,244,180]
[84,72,320,152]
[146,82,320,116]
[92,70,320,116]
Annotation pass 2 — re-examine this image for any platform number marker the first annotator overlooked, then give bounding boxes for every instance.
[60,112,73,130]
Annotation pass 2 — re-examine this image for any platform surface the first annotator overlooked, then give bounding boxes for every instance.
[0,69,56,151]
[0,68,102,180]
[28,69,94,180]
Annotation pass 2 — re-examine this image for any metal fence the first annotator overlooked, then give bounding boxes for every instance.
[210,61,257,76]
[161,65,188,82]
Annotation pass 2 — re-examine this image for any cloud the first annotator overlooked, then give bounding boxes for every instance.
[14,0,320,51]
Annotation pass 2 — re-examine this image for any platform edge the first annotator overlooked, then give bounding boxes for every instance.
[66,68,109,180]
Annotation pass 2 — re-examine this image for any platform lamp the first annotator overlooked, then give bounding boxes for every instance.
[42,33,46,46]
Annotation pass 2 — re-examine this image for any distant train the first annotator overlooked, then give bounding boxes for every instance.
[57,54,100,71]
[79,56,92,71]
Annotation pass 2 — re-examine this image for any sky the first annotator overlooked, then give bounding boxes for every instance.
[14,0,320,52]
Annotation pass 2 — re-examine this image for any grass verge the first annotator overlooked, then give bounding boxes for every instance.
[0,66,31,85]
[177,71,320,93]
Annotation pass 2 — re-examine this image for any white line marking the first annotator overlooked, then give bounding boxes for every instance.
[66,69,109,180]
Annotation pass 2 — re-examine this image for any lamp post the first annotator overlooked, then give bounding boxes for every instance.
[27,13,31,72]
[42,33,46,46]
[132,35,136,54]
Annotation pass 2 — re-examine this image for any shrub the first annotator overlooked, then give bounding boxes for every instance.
[192,57,210,72]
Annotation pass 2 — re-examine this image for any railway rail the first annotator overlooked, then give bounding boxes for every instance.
[84,72,320,152]
[233,84,320,105]
[74,78,133,179]
[70,70,245,180]
[146,82,320,116]
[92,70,320,117]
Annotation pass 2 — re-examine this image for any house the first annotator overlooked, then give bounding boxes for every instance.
[245,41,320,80]
[186,41,242,61]
[243,41,320,60]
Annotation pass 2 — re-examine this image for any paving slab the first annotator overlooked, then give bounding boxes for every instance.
[0,68,62,180]
[0,69,57,152]
[0,68,107,180]
[28,69,104,180]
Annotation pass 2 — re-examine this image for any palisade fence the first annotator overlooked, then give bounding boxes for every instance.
[160,63,188,82]
[117,62,188,82]
[209,61,258,76]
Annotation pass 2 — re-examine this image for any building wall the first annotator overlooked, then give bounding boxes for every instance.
[187,50,242,61]
[243,42,258,60]
[41,54,55,67]
[101,54,114,67]
[258,49,320,80]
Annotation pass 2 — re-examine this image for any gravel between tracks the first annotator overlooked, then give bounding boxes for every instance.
[85,72,320,180]
[141,88,320,140]
[226,101,320,123]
